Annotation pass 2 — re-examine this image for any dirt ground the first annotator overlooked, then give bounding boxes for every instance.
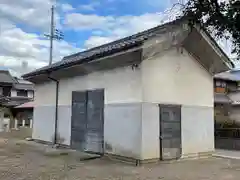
[1,130,240,179]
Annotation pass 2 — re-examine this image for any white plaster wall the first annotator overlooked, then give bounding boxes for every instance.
[56,106,71,145]
[34,81,56,106]
[104,104,142,158]
[34,66,142,150]
[32,106,55,142]
[11,89,17,97]
[56,66,142,148]
[141,49,213,107]
[58,66,142,105]
[141,103,159,159]
[32,81,56,142]
[181,106,214,156]
[27,91,34,98]
[141,48,214,159]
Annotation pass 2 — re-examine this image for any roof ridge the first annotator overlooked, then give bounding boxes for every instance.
[22,18,185,78]
[63,18,184,60]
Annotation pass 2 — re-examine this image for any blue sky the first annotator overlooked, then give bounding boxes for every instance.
[57,0,178,48]
[0,0,234,76]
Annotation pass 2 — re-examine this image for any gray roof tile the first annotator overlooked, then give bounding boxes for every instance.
[214,93,232,104]
[22,19,183,78]
[0,70,17,84]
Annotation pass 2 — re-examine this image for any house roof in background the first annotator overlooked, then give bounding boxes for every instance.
[15,101,34,109]
[13,83,34,90]
[214,93,232,104]
[0,70,18,84]
[16,78,33,84]
[13,78,34,90]
[214,69,240,82]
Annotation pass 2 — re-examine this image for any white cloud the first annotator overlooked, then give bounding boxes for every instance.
[84,36,118,48]
[0,0,81,76]
[61,3,75,12]
[65,14,114,30]
[78,2,100,11]
[65,12,173,32]
[0,0,59,31]
[65,10,182,49]
[0,21,80,76]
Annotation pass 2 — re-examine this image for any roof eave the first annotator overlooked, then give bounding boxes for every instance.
[22,42,143,80]
[194,25,234,70]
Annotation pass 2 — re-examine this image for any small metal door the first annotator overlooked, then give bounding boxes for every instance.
[159,105,181,160]
[71,91,87,151]
[85,89,104,154]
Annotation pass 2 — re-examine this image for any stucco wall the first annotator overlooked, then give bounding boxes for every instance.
[33,48,214,159]
[58,66,142,105]
[141,103,159,160]
[181,105,214,156]
[33,66,142,157]
[32,81,56,142]
[32,106,55,142]
[141,49,213,106]
[104,103,142,158]
[140,48,214,160]
[34,81,57,106]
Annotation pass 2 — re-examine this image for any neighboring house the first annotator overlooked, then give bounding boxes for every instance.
[214,70,240,123]
[23,19,233,163]
[0,70,34,131]
[14,101,34,129]
[214,70,240,150]
[0,70,18,104]
[0,72,34,107]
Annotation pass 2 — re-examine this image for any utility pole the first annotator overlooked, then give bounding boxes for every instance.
[49,5,54,65]
[44,5,64,65]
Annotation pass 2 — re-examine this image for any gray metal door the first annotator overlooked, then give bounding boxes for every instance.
[159,105,181,160]
[71,90,104,154]
[71,91,87,151]
[85,89,104,154]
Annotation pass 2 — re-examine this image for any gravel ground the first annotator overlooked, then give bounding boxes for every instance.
[1,131,240,179]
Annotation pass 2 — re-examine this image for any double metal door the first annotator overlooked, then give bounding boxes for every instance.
[71,89,104,154]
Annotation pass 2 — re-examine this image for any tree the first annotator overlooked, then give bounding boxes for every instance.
[181,0,240,58]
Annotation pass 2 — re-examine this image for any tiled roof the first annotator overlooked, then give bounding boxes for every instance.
[214,69,240,82]
[214,93,232,104]
[0,70,17,84]
[22,19,184,78]
[13,83,34,91]
[22,17,233,79]
[15,101,34,109]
